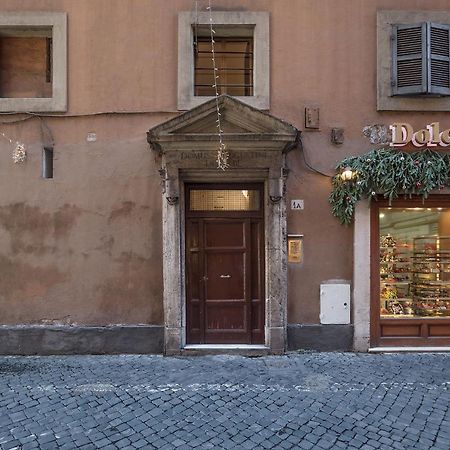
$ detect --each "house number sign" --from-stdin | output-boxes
[291,199,304,210]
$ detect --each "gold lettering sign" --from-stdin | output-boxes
[390,122,450,148]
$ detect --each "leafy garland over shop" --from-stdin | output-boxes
[329,148,450,225]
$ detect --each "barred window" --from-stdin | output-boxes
[194,36,253,96]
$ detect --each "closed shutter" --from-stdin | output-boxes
[392,23,427,95]
[392,22,450,96]
[428,23,450,95]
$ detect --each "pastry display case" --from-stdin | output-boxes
[375,204,450,347]
[411,236,450,317]
[379,235,413,317]
[379,235,450,318]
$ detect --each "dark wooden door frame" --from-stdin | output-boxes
[370,196,450,347]
[185,183,265,344]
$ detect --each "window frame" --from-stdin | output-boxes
[0,11,67,112]
[178,11,269,110]
[378,10,450,111]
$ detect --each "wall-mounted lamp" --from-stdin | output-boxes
[340,167,355,181]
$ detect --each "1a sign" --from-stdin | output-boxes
[291,200,304,210]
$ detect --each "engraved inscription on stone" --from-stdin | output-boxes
[179,150,271,168]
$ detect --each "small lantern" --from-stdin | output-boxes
[340,167,355,181]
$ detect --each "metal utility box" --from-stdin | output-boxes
[319,281,351,324]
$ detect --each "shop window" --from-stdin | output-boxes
[379,207,450,319]
[377,10,450,111]
[178,11,269,110]
[0,12,67,112]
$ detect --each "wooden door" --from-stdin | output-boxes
[186,184,264,344]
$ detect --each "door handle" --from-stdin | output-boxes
[220,274,231,278]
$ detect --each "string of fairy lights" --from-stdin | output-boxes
[0,131,26,164]
[206,0,229,170]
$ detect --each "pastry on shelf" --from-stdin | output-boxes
[380,234,396,247]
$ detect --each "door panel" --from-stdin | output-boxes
[204,221,248,343]
[206,303,247,331]
[205,252,245,299]
[186,187,264,344]
[205,222,244,247]
[186,220,203,343]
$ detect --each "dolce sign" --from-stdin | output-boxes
[390,122,450,148]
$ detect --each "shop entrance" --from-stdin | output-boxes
[185,184,265,344]
[371,197,450,347]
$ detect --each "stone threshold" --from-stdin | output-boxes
[369,346,450,353]
[181,344,271,356]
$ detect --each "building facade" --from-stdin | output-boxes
[0,0,450,355]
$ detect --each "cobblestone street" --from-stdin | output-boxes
[0,352,449,450]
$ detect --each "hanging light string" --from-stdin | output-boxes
[207,0,229,170]
[1,131,26,164]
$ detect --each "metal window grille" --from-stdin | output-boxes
[194,37,253,96]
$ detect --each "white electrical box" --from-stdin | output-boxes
[319,281,350,324]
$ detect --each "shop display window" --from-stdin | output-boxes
[379,207,450,318]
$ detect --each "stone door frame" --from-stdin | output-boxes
[161,168,288,355]
[147,95,299,355]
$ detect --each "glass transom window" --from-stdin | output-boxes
[189,189,260,211]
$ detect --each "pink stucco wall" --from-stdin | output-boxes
[1,0,449,325]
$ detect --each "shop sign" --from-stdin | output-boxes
[390,122,450,148]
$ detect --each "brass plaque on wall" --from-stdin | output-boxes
[288,235,303,263]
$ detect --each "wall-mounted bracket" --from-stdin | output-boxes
[159,167,179,204]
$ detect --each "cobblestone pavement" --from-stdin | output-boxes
[0,353,449,450]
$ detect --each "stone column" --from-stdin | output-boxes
[162,169,183,355]
[353,200,371,351]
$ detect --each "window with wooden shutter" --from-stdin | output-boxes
[392,22,450,96]
[0,12,67,112]
[429,23,450,95]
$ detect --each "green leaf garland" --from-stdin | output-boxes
[329,148,450,225]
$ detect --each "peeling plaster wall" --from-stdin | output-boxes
[0,129,163,325]
[0,0,450,329]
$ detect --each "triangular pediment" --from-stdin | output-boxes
[176,111,252,134]
[147,95,298,143]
